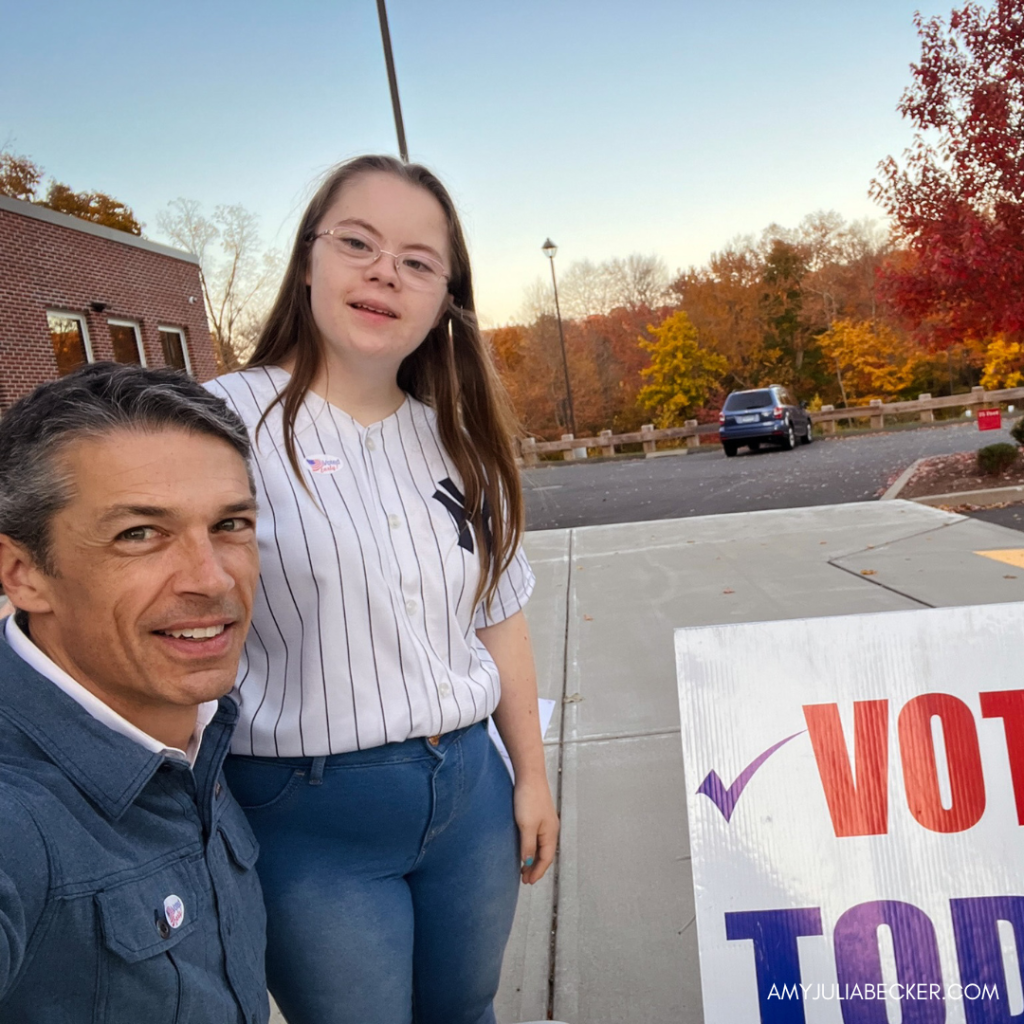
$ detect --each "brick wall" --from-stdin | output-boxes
[0,197,215,410]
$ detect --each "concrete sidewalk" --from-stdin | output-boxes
[270,499,1024,1023]
[496,499,1024,1024]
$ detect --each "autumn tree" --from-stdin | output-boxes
[511,251,673,436]
[491,323,559,436]
[872,0,1024,345]
[797,214,890,328]
[609,253,670,311]
[520,253,669,322]
[0,150,42,201]
[0,147,141,234]
[568,307,661,433]
[816,319,926,404]
[671,242,777,389]
[489,319,572,437]
[981,336,1024,389]
[158,198,281,370]
[760,238,810,374]
[637,311,728,427]
[556,260,618,320]
[43,181,142,235]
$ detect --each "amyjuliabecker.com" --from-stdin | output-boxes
[768,982,1000,1003]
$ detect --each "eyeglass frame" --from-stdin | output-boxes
[311,226,451,289]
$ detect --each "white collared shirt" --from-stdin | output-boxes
[5,615,217,767]
[207,366,535,757]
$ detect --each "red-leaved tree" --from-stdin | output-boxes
[871,0,1024,347]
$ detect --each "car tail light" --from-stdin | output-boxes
[773,406,784,419]
[718,412,725,424]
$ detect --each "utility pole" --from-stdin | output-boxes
[376,0,409,162]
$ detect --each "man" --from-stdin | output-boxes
[0,362,268,1023]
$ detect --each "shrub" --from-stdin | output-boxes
[1011,416,1024,446]
[977,443,1019,476]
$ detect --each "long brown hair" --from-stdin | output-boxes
[247,155,524,612]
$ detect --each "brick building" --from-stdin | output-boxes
[0,195,216,410]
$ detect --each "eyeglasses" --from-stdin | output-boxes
[313,227,450,291]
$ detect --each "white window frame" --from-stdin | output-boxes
[157,325,192,375]
[107,318,147,367]
[46,310,94,365]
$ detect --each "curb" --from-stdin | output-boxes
[911,485,1024,509]
[880,458,928,500]
[882,454,1024,508]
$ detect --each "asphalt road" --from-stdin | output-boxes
[524,419,1024,531]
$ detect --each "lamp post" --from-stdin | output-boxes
[542,237,576,436]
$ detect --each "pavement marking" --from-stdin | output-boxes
[975,549,1024,569]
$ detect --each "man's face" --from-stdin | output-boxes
[20,428,258,717]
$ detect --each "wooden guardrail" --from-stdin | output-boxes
[518,385,1024,464]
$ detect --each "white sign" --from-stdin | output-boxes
[676,602,1024,1024]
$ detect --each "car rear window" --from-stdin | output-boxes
[724,390,774,411]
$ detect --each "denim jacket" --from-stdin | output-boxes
[0,633,269,1024]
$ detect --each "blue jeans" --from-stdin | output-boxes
[223,722,520,1024]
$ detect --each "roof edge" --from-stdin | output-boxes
[0,195,200,265]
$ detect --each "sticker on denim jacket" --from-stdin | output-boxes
[163,894,185,930]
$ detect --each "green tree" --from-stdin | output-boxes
[637,311,728,426]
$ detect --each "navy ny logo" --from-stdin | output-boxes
[432,478,491,554]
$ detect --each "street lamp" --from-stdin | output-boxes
[542,237,576,436]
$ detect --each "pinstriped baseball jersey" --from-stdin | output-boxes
[206,366,535,757]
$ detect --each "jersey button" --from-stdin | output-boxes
[405,599,417,615]
[439,682,452,697]
[388,514,401,530]
[365,437,376,451]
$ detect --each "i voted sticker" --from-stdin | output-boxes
[305,454,342,475]
[163,894,185,930]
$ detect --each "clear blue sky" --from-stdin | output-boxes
[2,0,927,326]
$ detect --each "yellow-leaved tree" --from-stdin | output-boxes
[637,311,728,426]
[981,336,1024,389]
[816,319,923,404]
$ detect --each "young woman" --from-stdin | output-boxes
[207,155,558,1024]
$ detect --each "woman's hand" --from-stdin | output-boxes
[514,772,559,885]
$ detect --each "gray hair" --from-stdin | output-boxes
[0,361,253,574]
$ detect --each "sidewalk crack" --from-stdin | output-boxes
[546,528,573,1021]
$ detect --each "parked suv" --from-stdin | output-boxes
[718,385,813,457]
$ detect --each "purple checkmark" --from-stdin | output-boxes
[697,730,806,822]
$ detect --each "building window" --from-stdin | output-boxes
[108,320,146,366]
[47,312,93,376]
[158,326,192,374]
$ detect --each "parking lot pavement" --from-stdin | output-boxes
[964,502,1024,533]
[524,419,1023,531]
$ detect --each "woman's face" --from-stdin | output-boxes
[306,172,452,377]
